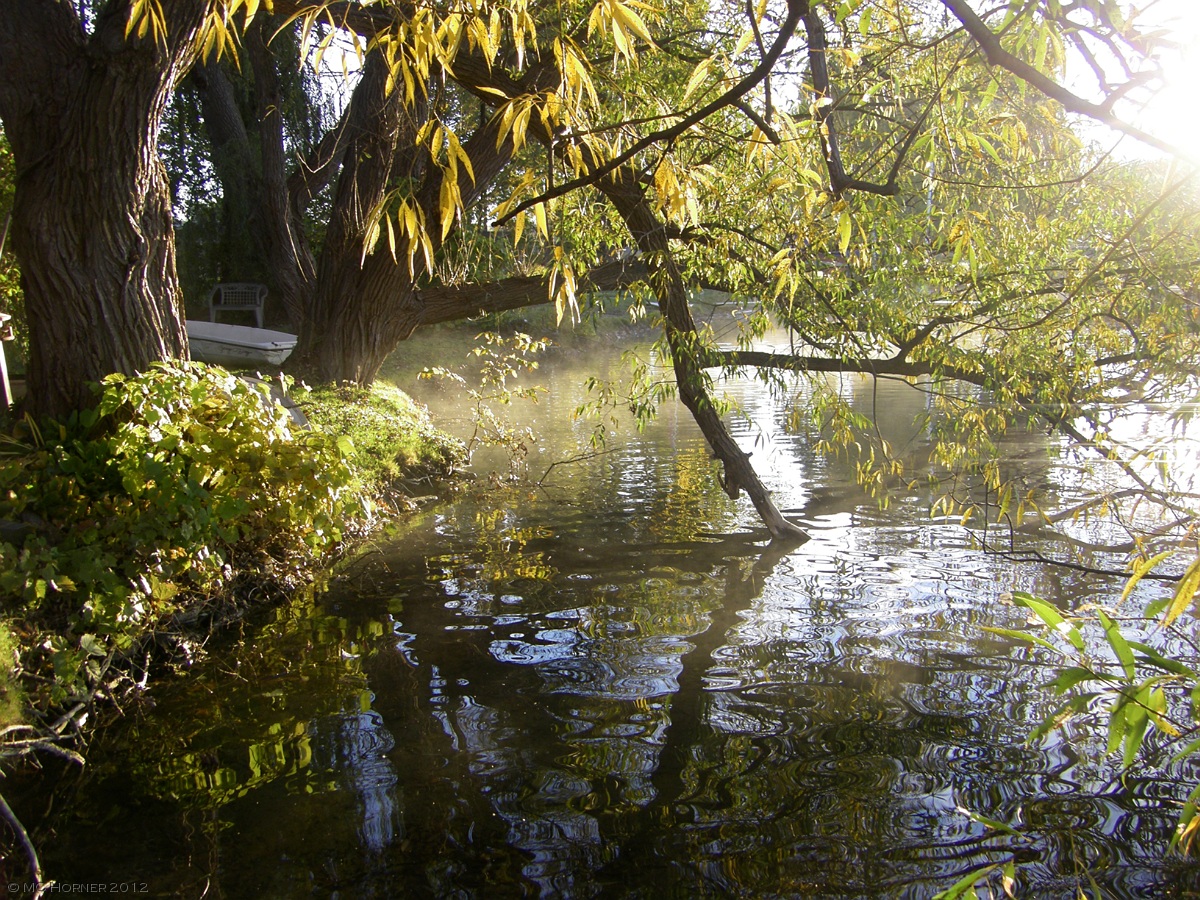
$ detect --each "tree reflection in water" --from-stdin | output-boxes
[18,366,1200,898]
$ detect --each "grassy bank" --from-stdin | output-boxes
[0,364,463,781]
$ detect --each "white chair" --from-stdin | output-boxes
[208,282,267,329]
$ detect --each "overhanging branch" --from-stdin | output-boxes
[939,0,1192,160]
[493,0,809,227]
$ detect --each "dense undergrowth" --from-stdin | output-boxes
[0,362,463,760]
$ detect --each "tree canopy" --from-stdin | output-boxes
[1,0,1197,543]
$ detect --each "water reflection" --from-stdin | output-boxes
[19,340,1200,897]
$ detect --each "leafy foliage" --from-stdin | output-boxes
[0,362,367,708]
[986,551,1200,854]
[0,129,22,367]
[420,331,551,477]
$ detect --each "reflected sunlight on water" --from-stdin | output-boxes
[21,331,1200,899]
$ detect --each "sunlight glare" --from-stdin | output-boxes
[1132,0,1200,159]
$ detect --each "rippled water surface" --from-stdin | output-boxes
[19,328,1200,898]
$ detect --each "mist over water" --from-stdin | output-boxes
[21,329,1200,898]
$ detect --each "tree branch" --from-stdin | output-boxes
[493,0,809,227]
[939,0,1191,160]
[415,258,648,328]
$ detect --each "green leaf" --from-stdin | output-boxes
[1049,666,1101,694]
[836,210,853,254]
[1146,595,1170,619]
[1029,694,1096,743]
[1097,610,1136,679]
[933,863,1002,900]
[79,633,106,657]
[681,57,711,103]
[1001,860,1016,898]
[858,5,872,37]
[975,135,1003,165]
[1122,686,1150,769]
[1011,592,1084,652]
[1176,739,1200,763]
[981,626,1065,656]
[1128,640,1196,677]
[956,806,1020,837]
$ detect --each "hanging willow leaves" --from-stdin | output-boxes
[1162,556,1200,628]
[1010,591,1085,652]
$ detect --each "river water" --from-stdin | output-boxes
[17,324,1200,898]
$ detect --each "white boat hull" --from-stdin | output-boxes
[186,320,298,368]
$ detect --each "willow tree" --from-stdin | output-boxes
[1,0,1194,543]
[0,1,199,417]
[276,0,1193,540]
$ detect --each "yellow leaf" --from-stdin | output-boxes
[496,101,516,149]
[1163,556,1200,628]
[512,103,532,151]
[734,26,755,56]
[448,131,474,184]
[682,57,711,103]
[419,228,434,275]
[611,20,631,60]
[533,202,548,240]
[1120,550,1173,607]
[362,220,380,264]
[401,60,415,105]
[588,3,606,40]
[439,178,458,241]
[514,209,526,246]
[611,1,655,46]
[126,0,144,38]
[489,8,503,52]
[385,214,397,259]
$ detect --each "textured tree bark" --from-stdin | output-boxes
[290,48,528,384]
[246,19,319,328]
[292,51,418,382]
[0,0,207,419]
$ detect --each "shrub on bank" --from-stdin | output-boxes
[0,363,458,716]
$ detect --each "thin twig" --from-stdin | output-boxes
[0,786,44,892]
[538,448,617,484]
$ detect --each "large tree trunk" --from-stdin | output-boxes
[246,19,319,327]
[296,49,523,384]
[289,51,417,380]
[192,59,262,284]
[0,0,206,419]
